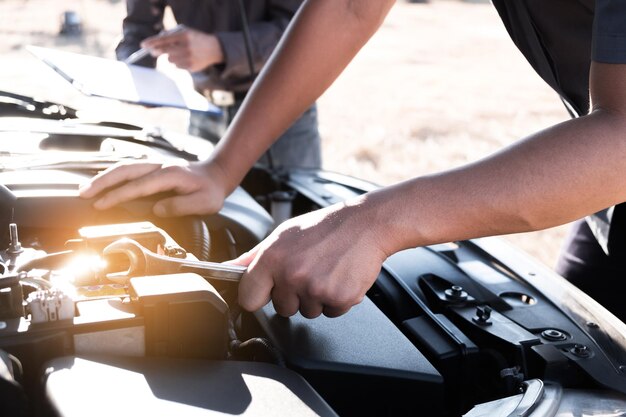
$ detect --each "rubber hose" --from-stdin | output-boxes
[187,217,211,261]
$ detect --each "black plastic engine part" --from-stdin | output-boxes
[130,273,229,360]
[0,274,24,319]
[0,349,27,417]
[250,297,444,417]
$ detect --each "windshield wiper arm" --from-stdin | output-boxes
[0,90,77,120]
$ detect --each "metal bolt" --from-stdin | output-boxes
[9,223,17,243]
[473,305,493,326]
[163,245,187,259]
[619,365,626,374]
[445,285,468,302]
[7,223,22,255]
[586,322,599,329]
[542,329,567,341]
[570,344,591,358]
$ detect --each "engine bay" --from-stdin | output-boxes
[3,104,626,416]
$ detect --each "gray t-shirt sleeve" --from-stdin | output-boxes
[592,0,626,63]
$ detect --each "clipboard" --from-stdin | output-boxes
[27,45,221,115]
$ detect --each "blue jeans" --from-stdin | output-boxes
[189,103,322,170]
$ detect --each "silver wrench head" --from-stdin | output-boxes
[102,238,148,283]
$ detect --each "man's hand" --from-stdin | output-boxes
[142,27,224,72]
[78,160,229,217]
[233,198,389,318]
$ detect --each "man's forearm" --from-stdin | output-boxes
[207,0,394,194]
[366,109,626,256]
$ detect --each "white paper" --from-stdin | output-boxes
[27,45,220,114]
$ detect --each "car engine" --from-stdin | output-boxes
[3,93,626,416]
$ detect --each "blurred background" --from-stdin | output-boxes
[0,0,571,267]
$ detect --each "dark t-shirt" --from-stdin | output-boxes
[492,0,594,116]
[593,0,626,64]
[492,0,626,256]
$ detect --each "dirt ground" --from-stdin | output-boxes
[0,0,572,267]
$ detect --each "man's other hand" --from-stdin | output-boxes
[78,160,228,217]
[142,27,224,72]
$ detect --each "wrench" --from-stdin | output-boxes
[102,237,246,283]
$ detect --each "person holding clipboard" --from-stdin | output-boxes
[116,0,321,170]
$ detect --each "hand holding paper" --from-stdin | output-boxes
[123,25,186,65]
[139,26,225,72]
